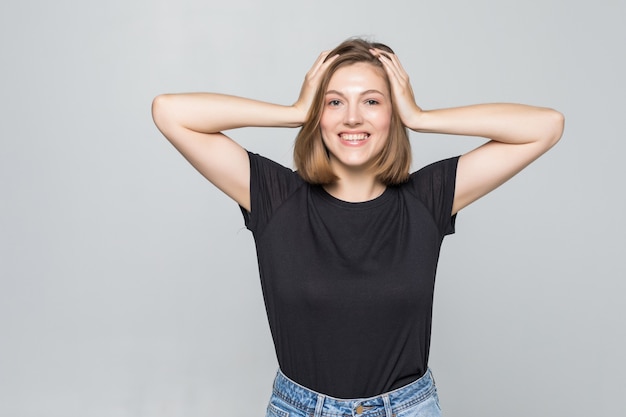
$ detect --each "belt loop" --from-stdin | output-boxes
[382,394,393,417]
[314,393,325,417]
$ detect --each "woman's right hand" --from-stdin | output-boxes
[293,51,339,123]
[152,52,339,211]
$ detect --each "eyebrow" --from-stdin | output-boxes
[325,89,386,97]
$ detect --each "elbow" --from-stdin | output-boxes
[543,108,565,149]
[552,110,565,146]
[151,94,169,127]
[151,94,176,135]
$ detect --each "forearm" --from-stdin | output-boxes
[152,93,306,135]
[409,103,564,146]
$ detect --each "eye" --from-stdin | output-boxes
[365,99,379,105]
[328,99,341,106]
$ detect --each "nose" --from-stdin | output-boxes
[344,104,363,126]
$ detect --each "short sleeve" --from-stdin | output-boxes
[240,152,304,235]
[409,156,459,236]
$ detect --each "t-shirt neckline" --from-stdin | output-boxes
[313,185,395,210]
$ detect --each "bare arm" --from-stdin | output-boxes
[151,94,304,211]
[413,104,564,214]
[151,52,338,211]
[374,50,565,214]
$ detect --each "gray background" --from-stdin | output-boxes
[1,0,624,416]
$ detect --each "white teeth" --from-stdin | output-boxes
[340,133,369,141]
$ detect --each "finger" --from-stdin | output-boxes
[374,50,407,80]
[370,48,398,72]
[308,51,338,79]
[316,50,332,65]
[374,50,409,87]
[370,48,406,74]
[307,51,329,74]
[375,52,404,84]
[369,47,394,60]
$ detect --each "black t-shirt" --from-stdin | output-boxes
[241,152,459,398]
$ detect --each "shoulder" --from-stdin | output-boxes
[248,151,304,186]
[245,151,307,232]
[248,151,293,173]
[403,156,460,236]
[405,156,460,195]
[410,156,460,181]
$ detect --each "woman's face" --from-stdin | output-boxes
[319,62,392,176]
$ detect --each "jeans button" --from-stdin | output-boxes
[355,405,364,414]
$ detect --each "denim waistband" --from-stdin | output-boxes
[271,369,437,417]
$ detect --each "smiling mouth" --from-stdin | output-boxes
[339,133,370,142]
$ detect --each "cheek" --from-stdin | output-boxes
[319,111,340,139]
[375,111,392,135]
[381,115,392,130]
[318,122,332,148]
[319,121,330,142]
[319,111,331,132]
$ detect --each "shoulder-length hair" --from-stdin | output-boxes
[294,38,411,185]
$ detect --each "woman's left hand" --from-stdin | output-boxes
[371,48,423,130]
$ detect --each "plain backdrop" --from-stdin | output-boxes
[1,0,625,416]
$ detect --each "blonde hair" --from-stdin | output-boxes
[294,38,411,185]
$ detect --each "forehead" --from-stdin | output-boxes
[327,62,389,93]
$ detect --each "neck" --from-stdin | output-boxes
[323,174,386,203]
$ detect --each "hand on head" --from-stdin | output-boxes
[370,48,423,129]
[293,51,339,121]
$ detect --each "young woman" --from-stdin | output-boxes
[152,38,564,417]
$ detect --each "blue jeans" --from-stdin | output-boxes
[266,369,442,417]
